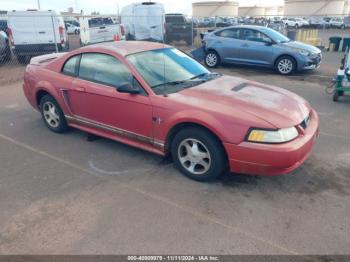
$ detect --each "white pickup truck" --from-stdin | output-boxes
[79,16,124,46]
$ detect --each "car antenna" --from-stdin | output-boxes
[161,39,168,97]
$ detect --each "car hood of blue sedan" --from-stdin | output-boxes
[281,41,321,54]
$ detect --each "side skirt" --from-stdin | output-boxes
[65,115,165,156]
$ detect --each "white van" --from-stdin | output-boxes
[79,16,124,46]
[7,10,68,62]
[121,2,165,42]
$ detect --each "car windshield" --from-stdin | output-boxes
[127,48,219,95]
[261,28,290,43]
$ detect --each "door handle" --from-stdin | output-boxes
[241,44,249,47]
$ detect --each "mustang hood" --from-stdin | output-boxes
[177,75,311,128]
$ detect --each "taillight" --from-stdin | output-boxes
[7,27,14,46]
[120,24,125,36]
[59,26,65,44]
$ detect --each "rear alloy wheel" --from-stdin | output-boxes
[276,56,296,75]
[40,95,68,133]
[171,127,226,182]
[204,51,220,68]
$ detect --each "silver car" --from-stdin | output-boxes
[203,25,322,75]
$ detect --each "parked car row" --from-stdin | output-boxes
[193,15,350,30]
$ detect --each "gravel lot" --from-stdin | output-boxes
[0,44,350,255]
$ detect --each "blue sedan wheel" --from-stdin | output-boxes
[276,56,296,75]
[205,51,220,68]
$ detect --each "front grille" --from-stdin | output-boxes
[300,114,311,129]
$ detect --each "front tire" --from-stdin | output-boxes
[276,56,296,75]
[40,95,68,133]
[171,127,227,182]
[204,50,220,68]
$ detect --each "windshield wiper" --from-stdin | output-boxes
[190,73,210,80]
[152,80,188,89]
[190,72,221,80]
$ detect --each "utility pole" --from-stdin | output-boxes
[37,0,41,9]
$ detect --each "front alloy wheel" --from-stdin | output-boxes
[178,138,211,175]
[276,57,295,75]
[171,127,227,182]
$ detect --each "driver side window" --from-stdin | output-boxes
[78,53,133,88]
[240,29,271,43]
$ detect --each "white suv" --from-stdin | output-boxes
[283,18,309,28]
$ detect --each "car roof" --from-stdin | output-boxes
[78,41,171,57]
[217,25,270,30]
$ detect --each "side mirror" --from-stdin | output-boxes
[265,40,274,46]
[117,82,141,94]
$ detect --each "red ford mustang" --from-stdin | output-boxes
[23,41,319,181]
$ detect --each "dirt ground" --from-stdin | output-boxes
[0,41,350,255]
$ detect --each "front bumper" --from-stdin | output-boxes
[224,109,319,176]
[298,53,322,71]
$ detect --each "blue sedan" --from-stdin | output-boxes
[202,25,322,75]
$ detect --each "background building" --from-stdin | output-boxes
[192,1,239,17]
[238,6,265,17]
[284,0,346,16]
[343,0,350,15]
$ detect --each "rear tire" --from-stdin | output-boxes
[171,127,227,182]
[204,50,220,68]
[39,95,69,133]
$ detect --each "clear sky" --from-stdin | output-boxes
[0,0,284,15]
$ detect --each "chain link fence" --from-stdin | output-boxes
[1,11,350,70]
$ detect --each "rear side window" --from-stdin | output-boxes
[78,53,133,87]
[62,55,80,76]
[216,29,240,39]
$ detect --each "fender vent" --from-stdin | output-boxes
[232,83,247,92]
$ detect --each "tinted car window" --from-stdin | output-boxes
[62,55,80,76]
[166,15,185,23]
[216,29,240,39]
[88,17,113,27]
[79,53,133,87]
[240,29,271,43]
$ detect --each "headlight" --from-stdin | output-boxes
[247,127,299,143]
[299,50,310,56]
